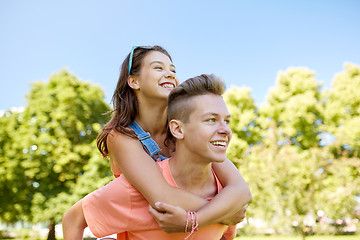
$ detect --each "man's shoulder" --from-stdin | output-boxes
[156,158,169,169]
[157,159,177,187]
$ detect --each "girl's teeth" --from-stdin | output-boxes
[162,83,174,89]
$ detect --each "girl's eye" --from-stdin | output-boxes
[171,69,176,73]
[155,66,163,70]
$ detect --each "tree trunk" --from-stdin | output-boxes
[47,218,56,240]
[301,229,306,240]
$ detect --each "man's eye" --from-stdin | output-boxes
[207,118,216,122]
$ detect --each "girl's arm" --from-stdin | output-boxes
[62,200,87,240]
[149,159,252,233]
[108,131,251,230]
[197,158,252,226]
[108,131,208,209]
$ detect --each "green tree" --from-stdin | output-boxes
[223,86,261,166]
[231,65,359,238]
[0,69,112,240]
[239,137,358,239]
[322,63,360,158]
[0,109,33,223]
[320,63,360,231]
[318,153,360,220]
[260,67,323,149]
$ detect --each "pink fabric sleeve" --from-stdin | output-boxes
[82,176,131,238]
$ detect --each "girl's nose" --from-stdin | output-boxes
[165,70,179,86]
[165,69,176,79]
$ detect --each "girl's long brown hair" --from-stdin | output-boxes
[97,46,173,157]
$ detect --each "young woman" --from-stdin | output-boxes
[63,46,252,239]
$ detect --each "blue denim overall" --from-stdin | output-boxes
[128,121,167,162]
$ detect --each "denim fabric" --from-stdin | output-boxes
[128,121,167,161]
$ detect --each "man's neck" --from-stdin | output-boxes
[169,149,217,199]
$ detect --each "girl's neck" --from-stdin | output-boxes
[135,97,172,157]
[134,97,168,136]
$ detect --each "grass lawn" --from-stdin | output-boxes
[235,236,359,240]
[4,235,360,240]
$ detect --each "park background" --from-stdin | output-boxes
[0,0,359,239]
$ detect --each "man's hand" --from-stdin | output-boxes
[221,204,248,226]
[148,202,187,233]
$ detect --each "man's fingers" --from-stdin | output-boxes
[153,202,177,214]
[149,205,162,218]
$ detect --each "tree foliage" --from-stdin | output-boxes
[223,86,261,165]
[0,69,112,239]
[260,67,323,149]
[225,64,360,237]
[322,63,360,158]
[0,110,32,222]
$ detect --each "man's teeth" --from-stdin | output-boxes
[161,83,174,89]
[212,141,227,147]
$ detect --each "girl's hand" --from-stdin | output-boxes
[148,202,187,233]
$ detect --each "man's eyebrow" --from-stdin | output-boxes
[201,112,231,118]
[150,61,176,68]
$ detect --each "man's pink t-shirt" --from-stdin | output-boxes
[82,159,230,240]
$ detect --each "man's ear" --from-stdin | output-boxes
[169,119,184,140]
[127,76,140,90]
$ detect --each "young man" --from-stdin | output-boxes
[63,74,251,240]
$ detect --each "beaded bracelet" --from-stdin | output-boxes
[184,211,198,240]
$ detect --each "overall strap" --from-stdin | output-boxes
[128,121,167,161]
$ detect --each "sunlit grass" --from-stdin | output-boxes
[4,235,360,240]
[235,235,360,240]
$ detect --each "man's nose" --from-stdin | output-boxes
[218,121,231,135]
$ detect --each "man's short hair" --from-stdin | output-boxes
[167,74,226,124]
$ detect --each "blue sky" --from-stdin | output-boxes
[1,0,359,111]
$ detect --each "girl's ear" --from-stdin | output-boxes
[127,76,140,90]
[169,119,184,140]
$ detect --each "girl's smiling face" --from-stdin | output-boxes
[129,51,179,100]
